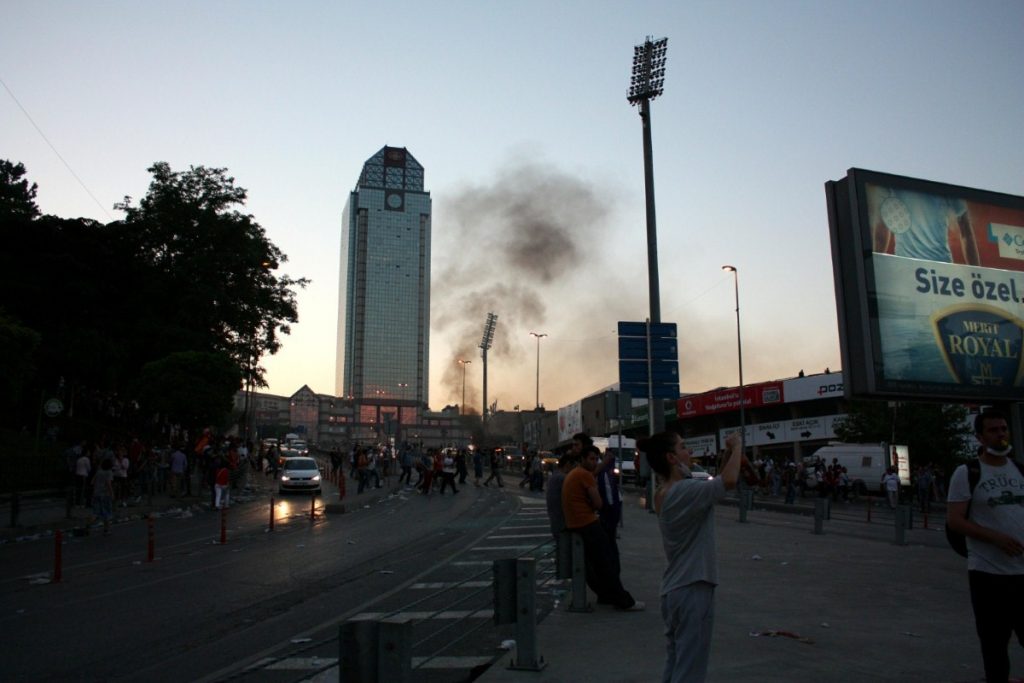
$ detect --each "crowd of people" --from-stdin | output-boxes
[64,430,263,533]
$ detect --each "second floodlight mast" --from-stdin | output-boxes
[480,313,498,427]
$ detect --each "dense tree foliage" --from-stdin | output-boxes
[833,399,973,469]
[0,160,307,439]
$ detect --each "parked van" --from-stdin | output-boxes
[592,435,638,480]
[811,442,910,495]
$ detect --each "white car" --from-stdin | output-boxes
[278,457,322,494]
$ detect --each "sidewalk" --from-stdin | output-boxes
[477,493,1018,683]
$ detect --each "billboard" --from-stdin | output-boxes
[677,381,784,418]
[826,169,1024,401]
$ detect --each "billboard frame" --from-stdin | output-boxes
[826,168,1024,402]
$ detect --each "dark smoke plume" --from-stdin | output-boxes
[433,161,612,407]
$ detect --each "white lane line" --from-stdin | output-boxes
[413,655,496,668]
[267,657,338,671]
[488,533,551,539]
[411,581,491,589]
[350,609,493,621]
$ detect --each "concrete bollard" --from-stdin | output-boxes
[53,529,63,583]
[508,557,545,671]
[147,515,155,562]
[556,531,572,580]
[813,499,826,535]
[894,506,908,545]
[568,532,591,612]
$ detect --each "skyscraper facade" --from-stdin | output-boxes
[336,146,431,415]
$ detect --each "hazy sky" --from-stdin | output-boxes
[3,1,1022,413]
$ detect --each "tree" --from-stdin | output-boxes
[0,159,308,437]
[0,160,39,220]
[114,162,308,386]
[136,351,243,428]
[0,311,41,416]
[833,400,972,470]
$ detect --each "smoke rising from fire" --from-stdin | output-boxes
[433,161,613,409]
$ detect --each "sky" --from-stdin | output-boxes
[3,1,1022,414]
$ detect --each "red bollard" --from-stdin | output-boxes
[310,492,316,521]
[269,496,275,531]
[54,529,63,583]
[220,507,227,545]
[866,497,872,523]
[147,515,155,562]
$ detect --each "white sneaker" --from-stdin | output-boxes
[623,600,645,612]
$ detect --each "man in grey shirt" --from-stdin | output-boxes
[643,430,743,683]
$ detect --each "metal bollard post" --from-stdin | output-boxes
[894,506,907,545]
[377,617,412,681]
[813,499,826,535]
[509,557,546,671]
[739,490,752,523]
[147,515,155,562]
[9,491,20,528]
[568,532,591,612]
[556,531,572,580]
[339,619,378,683]
[53,529,63,583]
[269,497,275,531]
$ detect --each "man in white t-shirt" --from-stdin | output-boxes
[947,409,1024,683]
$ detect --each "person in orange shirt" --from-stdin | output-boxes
[561,444,643,611]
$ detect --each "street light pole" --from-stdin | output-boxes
[458,359,471,415]
[722,265,745,457]
[529,332,547,409]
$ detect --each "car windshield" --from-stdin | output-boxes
[285,458,317,470]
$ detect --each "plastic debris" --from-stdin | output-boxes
[499,639,516,651]
[820,623,829,628]
[291,638,312,644]
[29,577,50,585]
[749,630,814,644]
[901,631,922,638]
[751,554,763,561]
[379,570,394,575]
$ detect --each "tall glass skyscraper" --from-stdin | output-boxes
[336,146,431,413]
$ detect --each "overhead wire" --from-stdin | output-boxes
[0,75,115,221]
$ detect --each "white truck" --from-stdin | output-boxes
[592,435,638,480]
[811,442,910,495]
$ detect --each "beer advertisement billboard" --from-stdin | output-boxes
[827,169,1024,401]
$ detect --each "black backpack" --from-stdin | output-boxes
[945,457,1024,557]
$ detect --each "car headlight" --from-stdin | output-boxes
[281,475,291,481]
[312,474,321,481]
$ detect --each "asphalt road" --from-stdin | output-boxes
[0,482,531,682]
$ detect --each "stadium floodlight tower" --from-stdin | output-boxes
[628,35,668,433]
[479,313,498,425]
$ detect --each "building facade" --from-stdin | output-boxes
[336,146,431,407]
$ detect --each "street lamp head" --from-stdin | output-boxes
[529,332,547,340]
[722,265,736,273]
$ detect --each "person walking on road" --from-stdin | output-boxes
[947,409,1024,683]
[483,449,504,487]
[439,451,459,495]
[642,429,744,683]
[90,457,116,536]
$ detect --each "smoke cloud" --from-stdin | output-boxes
[433,161,614,409]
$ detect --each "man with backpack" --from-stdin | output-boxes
[947,409,1024,683]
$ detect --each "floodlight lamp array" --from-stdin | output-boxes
[627,37,668,104]
[479,312,498,351]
